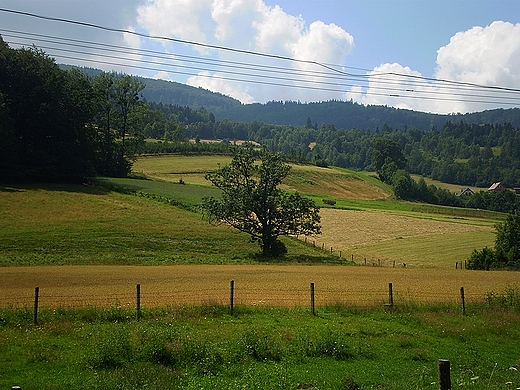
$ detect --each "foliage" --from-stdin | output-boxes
[92,72,148,177]
[467,213,520,270]
[467,246,496,271]
[485,285,520,310]
[495,213,520,266]
[0,38,97,182]
[0,40,149,182]
[372,138,407,183]
[202,146,321,256]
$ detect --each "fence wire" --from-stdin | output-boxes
[0,283,482,310]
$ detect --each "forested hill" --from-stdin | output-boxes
[141,78,240,114]
[217,100,520,131]
[59,65,240,114]
[63,66,520,131]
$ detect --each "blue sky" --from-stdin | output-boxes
[1,0,519,114]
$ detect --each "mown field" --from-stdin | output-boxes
[1,154,519,389]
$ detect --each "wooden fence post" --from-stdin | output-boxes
[460,287,466,316]
[229,280,235,316]
[387,282,394,308]
[310,282,315,315]
[438,359,451,390]
[33,287,39,325]
[136,284,141,321]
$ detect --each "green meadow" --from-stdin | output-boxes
[1,154,519,389]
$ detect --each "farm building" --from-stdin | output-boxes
[488,182,505,191]
[456,188,474,197]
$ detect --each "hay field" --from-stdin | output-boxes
[133,155,392,200]
[1,265,519,309]
[133,155,232,185]
[315,208,496,268]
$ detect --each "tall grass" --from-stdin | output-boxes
[1,303,520,389]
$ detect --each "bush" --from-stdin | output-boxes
[466,247,496,270]
[485,286,520,311]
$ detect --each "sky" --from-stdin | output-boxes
[1,0,520,114]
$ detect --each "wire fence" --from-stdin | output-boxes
[0,281,477,319]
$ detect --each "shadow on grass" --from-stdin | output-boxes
[0,182,111,195]
[251,253,354,265]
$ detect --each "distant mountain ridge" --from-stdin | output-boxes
[216,100,520,131]
[63,65,520,131]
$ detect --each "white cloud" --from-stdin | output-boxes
[348,21,520,114]
[187,71,254,102]
[137,0,214,45]
[136,0,355,103]
[123,26,141,50]
[292,21,354,63]
[252,4,304,54]
[434,21,520,112]
[346,63,439,112]
[436,21,520,86]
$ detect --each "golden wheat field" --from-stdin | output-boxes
[1,265,519,309]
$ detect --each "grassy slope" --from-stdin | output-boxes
[0,184,332,266]
[1,155,519,390]
[131,155,499,268]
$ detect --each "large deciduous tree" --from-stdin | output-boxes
[92,72,147,177]
[202,147,321,257]
[0,37,96,182]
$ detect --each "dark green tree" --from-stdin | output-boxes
[0,38,96,182]
[467,213,520,270]
[372,138,407,183]
[111,74,147,176]
[92,72,147,177]
[202,146,321,257]
[392,169,416,200]
[495,213,520,266]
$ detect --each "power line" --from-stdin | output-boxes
[5,29,519,107]
[1,8,519,108]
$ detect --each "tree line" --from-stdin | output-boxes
[0,38,152,182]
[2,39,519,214]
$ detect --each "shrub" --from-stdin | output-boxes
[466,247,496,270]
[485,285,520,311]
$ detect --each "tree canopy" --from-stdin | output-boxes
[467,213,520,270]
[0,38,147,182]
[202,147,321,257]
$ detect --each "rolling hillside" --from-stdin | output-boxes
[64,65,520,131]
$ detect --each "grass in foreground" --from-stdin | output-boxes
[1,302,520,390]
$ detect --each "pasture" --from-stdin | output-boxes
[1,155,520,389]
